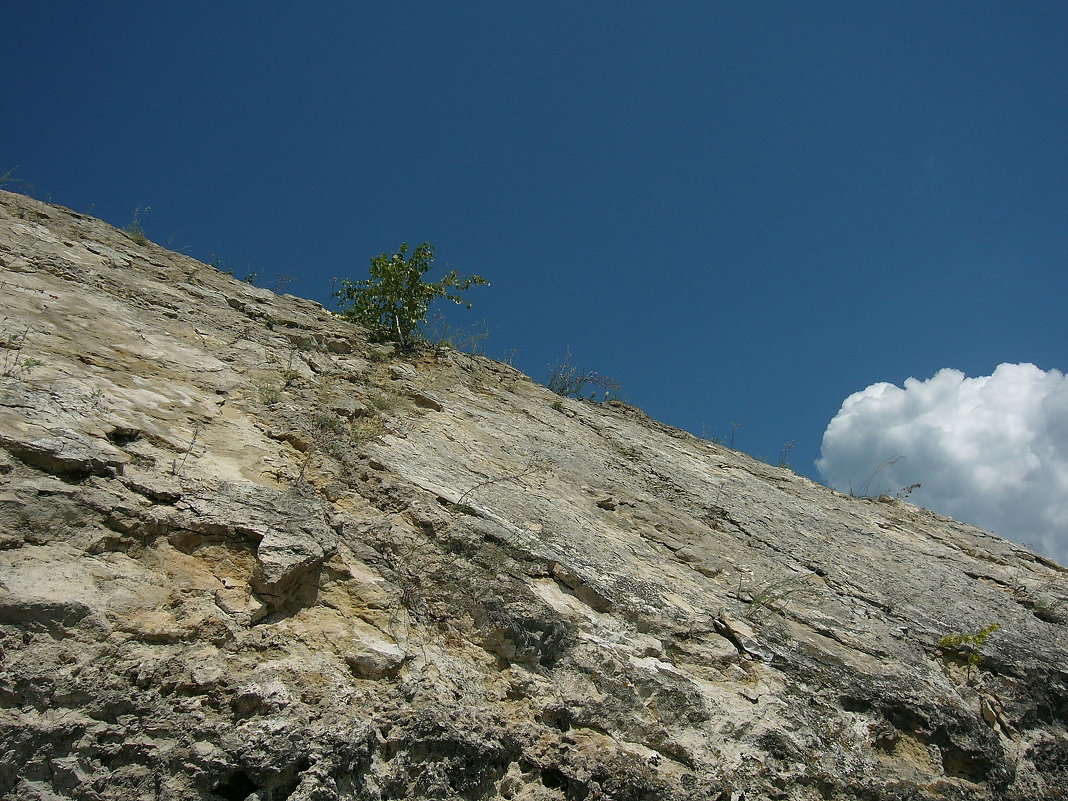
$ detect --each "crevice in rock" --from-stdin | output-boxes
[211,770,258,801]
[106,427,141,446]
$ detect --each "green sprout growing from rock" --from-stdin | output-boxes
[938,623,1000,676]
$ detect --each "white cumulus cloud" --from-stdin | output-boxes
[816,363,1068,566]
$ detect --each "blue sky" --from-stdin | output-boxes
[5,3,1068,556]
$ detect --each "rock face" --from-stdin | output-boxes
[0,188,1066,801]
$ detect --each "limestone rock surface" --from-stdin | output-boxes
[1,188,1066,800]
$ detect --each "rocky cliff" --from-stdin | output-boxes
[0,188,1066,800]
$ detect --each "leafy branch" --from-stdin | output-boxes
[333,242,488,349]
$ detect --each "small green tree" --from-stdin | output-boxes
[333,242,487,348]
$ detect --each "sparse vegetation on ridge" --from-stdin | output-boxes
[419,310,491,356]
[0,167,21,189]
[849,455,905,497]
[124,206,150,245]
[546,347,620,402]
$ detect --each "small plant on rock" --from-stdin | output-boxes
[419,310,491,355]
[124,206,150,245]
[256,382,282,405]
[312,412,345,435]
[455,453,552,507]
[546,348,620,402]
[333,242,488,349]
[938,623,1000,676]
[0,323,44,379]
[740,574,814,619]
[850,455,906,498]
[367,392,402,414]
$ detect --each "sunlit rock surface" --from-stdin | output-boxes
[0,189,1066,800]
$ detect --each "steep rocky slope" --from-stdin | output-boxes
[0,188,1066,800]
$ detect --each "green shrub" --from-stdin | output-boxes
[939,623,1000,673]
[333,242,487,349]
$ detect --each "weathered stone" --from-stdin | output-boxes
[119,469,182,504]
[408,391,444,411]
[0,428,126,477]
[0,188,1066,800]
[326,396,369,419]
[345,639,407,679]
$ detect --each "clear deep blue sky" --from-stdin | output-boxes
[5,2,1067,479]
